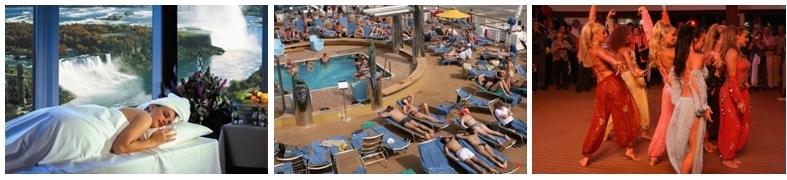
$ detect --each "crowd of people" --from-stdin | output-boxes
[535,5,785,174]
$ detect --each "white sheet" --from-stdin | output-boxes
[14,137,221,174]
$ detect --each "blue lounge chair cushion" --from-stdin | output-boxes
[456,88,490,107]
[351,125,410,154]
[418,139,459,174]
[274,162,294,174]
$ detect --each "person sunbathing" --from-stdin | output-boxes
[354,25,364,38]
[440,135,501,174]
[403,103,443,123]
[458,108,511,144]
[379,105,434,139]
[456,129,508,169]
[477,72,512,96]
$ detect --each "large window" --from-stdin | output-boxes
[56,5,154,108]
[175,5,264,98]
[5,5,35,120]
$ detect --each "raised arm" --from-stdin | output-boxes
[661,5,670,24]
[113,108,160,154]
[605,9,617,37]
[588,5,597,26]
[639,6,654,41]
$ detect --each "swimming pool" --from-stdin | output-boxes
[274,54,392,91]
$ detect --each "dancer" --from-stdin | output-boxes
[645,5,678,166]
[665,22,712,174]
[702,23,727,153]
[578,5,641,167]
[718,25,751,169]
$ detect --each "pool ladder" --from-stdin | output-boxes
[384,58,391,81]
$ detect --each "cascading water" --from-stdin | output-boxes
[177,5,263,82]
[59,54,149,107]
[181,5,259,51]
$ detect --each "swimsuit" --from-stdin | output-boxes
[399,116,413,126]
[457,148,475,161]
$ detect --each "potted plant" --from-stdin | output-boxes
[161,66,232,139]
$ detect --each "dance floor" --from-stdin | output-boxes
[532,85,785,174]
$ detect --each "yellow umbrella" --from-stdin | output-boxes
[436,8,469,19]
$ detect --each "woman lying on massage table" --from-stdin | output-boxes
[5,93,191,173]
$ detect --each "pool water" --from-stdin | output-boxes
[274,54,392,91]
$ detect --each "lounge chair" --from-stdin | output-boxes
[418,139,459,174]
[456,19,473,29]
[378,111,425,141]
[306,140,335,173]
[455,88,491,109]
[274,39,284,56]
[339,17,349,27]
[471,77,522,106]
[362,26,372,39]
[486,98,527,148]
[457,138,520,174]
[273,162,294,174]
[349,80,368,103]
[452,117,516,151]
[466,68,496,81]
[440,56,461,66]
[275,155,308,174]
[395,99,450,130]
[321,30,338,38]
[346,23,357,38]
[309,35,324,52]
[314,18,323,28]
[334,149,366,174]
[294,20,305,34]
[352,125,411,154]
[356,133,388,168]
[277,31,291,44]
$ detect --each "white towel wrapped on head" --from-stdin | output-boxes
[137,93,191,124]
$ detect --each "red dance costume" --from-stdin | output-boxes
[582,74,641,156]
[718,57,751,160]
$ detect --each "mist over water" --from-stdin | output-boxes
[177,5,263,82]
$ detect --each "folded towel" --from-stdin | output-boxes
[137,93,191,123]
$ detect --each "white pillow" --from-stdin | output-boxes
[141,122,213,148]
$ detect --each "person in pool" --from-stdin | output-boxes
[379,105,434,139]
[320,53,330,65]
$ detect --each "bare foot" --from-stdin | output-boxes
[733,158,741,164]
[490,169,500,174]
[641,130,653,140]
[723,160,739,168]
[501,161,508,169]
[650,157,660,166]
[703,142,716,153]
[579,157,590,167]
[625,148,640,162]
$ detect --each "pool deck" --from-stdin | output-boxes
[274,34,528,174]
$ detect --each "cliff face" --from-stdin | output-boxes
[177,32,225,60]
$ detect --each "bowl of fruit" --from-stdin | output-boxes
[233,89,268,125]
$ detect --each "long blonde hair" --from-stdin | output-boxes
[704,24,726,52]
[648,20,675,68]
[579,22,605,68]
[719,25,747,61]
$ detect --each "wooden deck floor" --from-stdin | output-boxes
[274,41,527,174]
[532,85,785,174]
